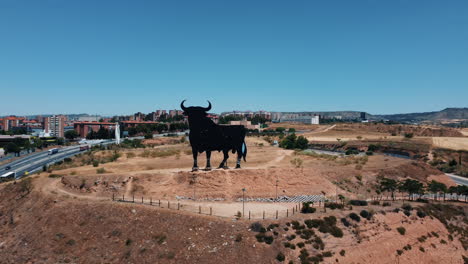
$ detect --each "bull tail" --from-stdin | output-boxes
[242,141,247,162]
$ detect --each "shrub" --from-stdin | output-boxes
[370,200,380,205]
[305,219,321,229]
[250,222,264,232]
[393,208,400,213]
[339,250,346,256]
[297,242,305,248]
[440,239,447,244]
[417,211,427,218]
[397,249,403,256]
[92,160,99,167]
[341,218,351,227]
[96,168,106,174]
[255,233,265,242]
[349,213,361,222]
[325,202,344,210]
[324,216,337,226]
[403,210,411,217]
[396,227,406,235]
[349,200,368,206]
[276,252,285,262]
[301,202,316,214]
[48,174,62,178]
[323,251,333,257]
[264,236,274,244]
[300,229,314,240]
[360,210,370,219]
[330,226,344,238]
[126,239,132,246]
[419,247,425,252]
[283,242,291,248]
[366,151,374,155]
[382,202,391,207]
[235,234,242,242]
[403,244,412,251]
[402,203,412,211]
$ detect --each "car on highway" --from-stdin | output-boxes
[5,165,11,170]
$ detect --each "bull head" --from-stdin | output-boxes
[180,100,212,112]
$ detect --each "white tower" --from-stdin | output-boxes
[115,122,121,144]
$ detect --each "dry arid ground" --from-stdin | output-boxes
[0,136,466,263]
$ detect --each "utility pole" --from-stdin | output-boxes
[275,175,279,202]
[242,188,246,218]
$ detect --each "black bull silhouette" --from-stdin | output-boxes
[181,100,247,171]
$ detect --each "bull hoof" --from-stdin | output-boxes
[204,167,212,171]
[191,167,199,172]
[235,165,241,169]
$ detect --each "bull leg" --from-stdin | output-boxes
[192,148,199,172]
[235,146,242,169]
[218,150,229,169]
[204,151,212,171]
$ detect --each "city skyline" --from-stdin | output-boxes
[1,1,467,116]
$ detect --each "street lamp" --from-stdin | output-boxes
[242,188,246,218]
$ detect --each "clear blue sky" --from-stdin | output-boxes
[1,0,467,116]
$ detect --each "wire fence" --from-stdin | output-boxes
[111,193,329,220]
[370,193,468,203]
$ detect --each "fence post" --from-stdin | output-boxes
[210,207,212,216]
[292,207,295,214]
[263,211,265,220]
[159,200,161,207]
[248,211,250,220]
[132,195,134,203]
[199,206,201,214]
[178,203,180,210]
[122,194,124,201]
[142,197,143,203]
[276,210,278,219]
[150,197,152,205]
[112,193,114,201]
[168,201,170,209]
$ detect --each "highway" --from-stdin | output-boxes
[446,173,468,186]
[0,139,117,179]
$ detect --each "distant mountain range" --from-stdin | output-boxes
[373,108,468,123]
[274,108,468,123]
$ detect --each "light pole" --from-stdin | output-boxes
[275,176,279,202]
[242,188,246,218]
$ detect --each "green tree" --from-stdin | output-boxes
[379,178,398,200]
[288,128,296,133]
[64,130,79,140]
[275,127,286,133]
[279,134,297,149]
[295,136,309,150]
[428,180,448,201]
[5,142,20,156]
[398,179,424,200]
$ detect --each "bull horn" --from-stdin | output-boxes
[204,101,212,112]
[180,100,187,111]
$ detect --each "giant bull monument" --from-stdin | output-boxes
[181,100,247,171]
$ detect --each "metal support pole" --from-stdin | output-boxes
[249,211,251,220]
[132,195,134,203]
[168,201,170,208]
[276,210,278,219]
[210,207,212,216]
[150,197,152,205]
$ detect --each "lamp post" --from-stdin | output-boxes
[242,188,246,218]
